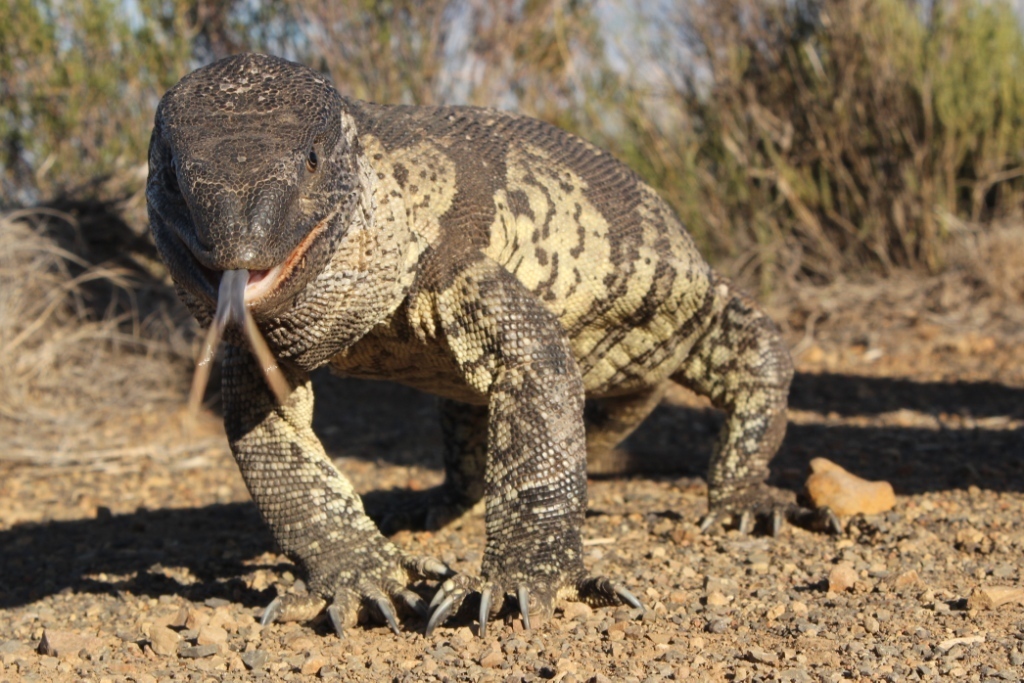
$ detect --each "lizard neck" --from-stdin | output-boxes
[260,142,425,369]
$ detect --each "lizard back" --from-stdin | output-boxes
[349,100,718,394]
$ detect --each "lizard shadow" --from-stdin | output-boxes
[0,502,281,611]
[329,370,1024,506]
[0,371,1021,612]
[610,372,1024,496]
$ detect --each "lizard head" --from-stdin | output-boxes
[147,53,358,320]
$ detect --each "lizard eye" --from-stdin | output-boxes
[167,156,181,194]
[306,149,319,173]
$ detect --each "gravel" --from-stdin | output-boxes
[1,275,1023,682]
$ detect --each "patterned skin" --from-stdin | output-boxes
[147,53,795,637]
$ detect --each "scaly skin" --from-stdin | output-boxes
[147,53,797,636]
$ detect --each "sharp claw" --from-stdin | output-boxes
[478,586,493,639]
[738,510,754,535]
[326,604,345,638]
[424,559,453,578]
[375,597,401,635]
[699,512,718,534]
[614,585,643,610]
[260,597,283,627]
[826,508,843,535]
[771,508,784,537]
[517,586,531,631]
[397,590,429,619]
[429,580,454,610]
[425,595,456,637]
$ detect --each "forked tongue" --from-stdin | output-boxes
[187,269,291,419]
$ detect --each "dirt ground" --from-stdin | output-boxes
[1,269,1023,683]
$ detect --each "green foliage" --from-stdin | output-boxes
[2,0,1023,286]
[0,0,192,205]
[601,0,1024,287]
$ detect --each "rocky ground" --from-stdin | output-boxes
[1,270,1023,683]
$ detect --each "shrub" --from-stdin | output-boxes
[0,0,193,207]
[2,0,1022,289]
[604,0,1024,288]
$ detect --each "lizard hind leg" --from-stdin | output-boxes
[584,384,670,476]
[671,277,797,535]
[373,399,488,534]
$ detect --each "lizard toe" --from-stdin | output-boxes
[427,570,638,636]
[786,504,844,535]
[260,551,450,637]
[575,575,644,610]
[698,510,720,534]
[326,604,346,638]
[402,553,455,581]
[260,593,327,627]
[425,573,479,636]
[517,585,533,630]
[703,497,845,536]
[700,503,795,536]
[478,585,495,638]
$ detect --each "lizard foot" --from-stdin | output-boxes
[424,572,642,638]
[699,485,843,537]
[261,553,453,637]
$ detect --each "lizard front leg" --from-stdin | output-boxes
[420,253,640,636]
[221,344,451,635]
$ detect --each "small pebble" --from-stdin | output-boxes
[748,646,777,663]
[706,618,730,634]
[179,643,218,659]
[893,570,921,590]
[149,627,180,658]
[479,648,502,668]
[241,649,269,670]
[828,563,858,593]
[196,624,228,646]
[300,654,326,675]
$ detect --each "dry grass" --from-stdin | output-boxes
[0,210,217,465]
[946,218,1024,308]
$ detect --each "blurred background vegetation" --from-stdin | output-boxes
[4,0,1024,288]
[2,0,1023,460]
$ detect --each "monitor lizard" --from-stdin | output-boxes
[147,53,823,639]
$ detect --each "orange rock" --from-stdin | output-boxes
[805,458,896,516]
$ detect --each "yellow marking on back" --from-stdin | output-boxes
[360,135,457,245]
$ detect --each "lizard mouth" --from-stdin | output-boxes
[243,262,285,304]
[233,214,331,306]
